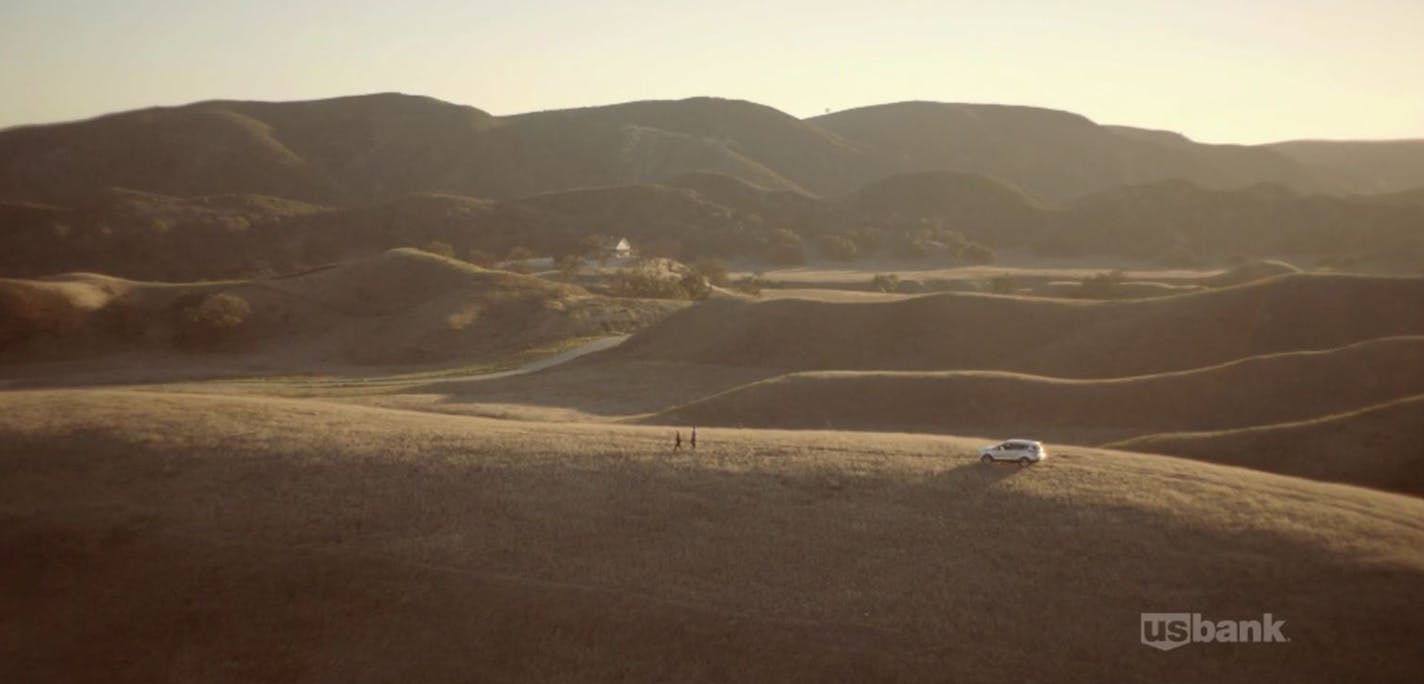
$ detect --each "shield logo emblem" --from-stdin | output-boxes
[1141,613,1191,651]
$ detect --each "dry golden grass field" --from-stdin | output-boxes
[1108,394,1424,496]
[0,248,682,372]
[645,337,1424,484]
[604,274,1424,377]
[5,254,1424,682]
[4,389,1424,683]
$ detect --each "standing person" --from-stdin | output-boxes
[691,426,697,450]
[674,431,682,450]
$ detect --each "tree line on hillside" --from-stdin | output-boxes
[0,191,1003,281]
[2,174,1422,282]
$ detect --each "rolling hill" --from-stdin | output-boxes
[6,89,1424,684]
[664,171,840,232]
[851,170,1048,244]
[497,97,879,197]
[810,101,1321,202]
[0,93,502,206]
[1108,394,1424,497]
[4,93,1424,282]
[2,388,1422,682]
[1060,179,1424,260]
[4,93,1424,212]
[601,274,1424,377]
[0,94,874,206]
[1268,139,1424,195]
[8,172,1423,283]
[0,248,682,369]
[0,188,333,280]
[0,185,749,281]
[646,337,1424,448]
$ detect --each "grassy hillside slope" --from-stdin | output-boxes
[647,337,1424,447]
[1,389,1422,682]
[6,94,1422,211]
[0,94,873,205]
[0,248,681,367]
[1062,179,1424,261]
[1269,139,1424,195]
[1109,394,1424,496]
[811,102,1317,202]
[604,274,1424,377]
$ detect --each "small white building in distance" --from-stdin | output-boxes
[608,237,633,258]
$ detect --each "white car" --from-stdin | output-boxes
[979,439,1047,466]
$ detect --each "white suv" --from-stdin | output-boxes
[979,439,1047,466]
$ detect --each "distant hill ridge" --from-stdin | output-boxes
[4,93,1423,209]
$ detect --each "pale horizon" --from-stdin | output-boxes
[3,0,1422,144]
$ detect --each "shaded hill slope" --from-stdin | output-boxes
[1109,395,1424,497]
[646,337,1424,446]
[0,94,874,205]
[5,95,1423,281]
[9,172,1424,283]
[0,185,752,280]
[1269,139,1424,195]
[6,93,1424,210]
[0,188,332,280]
[1061,179,1424,260]
[0,248,680,366]
[11,175,1424,285]
[664,171,840,232]
[851,170,1049,244]
[601,274,1424,377]
[2,388,1422,682]
[0,93,502,206]
[498,97,878,197]
[811,101,1317,202]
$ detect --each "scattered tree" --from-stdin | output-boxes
[870,274,900,293]
[580,234,615,264]
[691,257,730,286]
[848,226,882,256]
[176,292,251,349]
[556,254,584,279]
[679,271,712,300]
[609,262,691,300]
[729,275,770,296]
[817,234,860,261]
[893,236,931,259]
[960,242,995,265]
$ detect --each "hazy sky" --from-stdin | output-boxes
[2,0,1421,143]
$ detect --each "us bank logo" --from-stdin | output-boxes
[1140,613,1288,651]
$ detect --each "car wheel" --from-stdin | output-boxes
[1019,456,1031,467]
[981,453,992,464]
